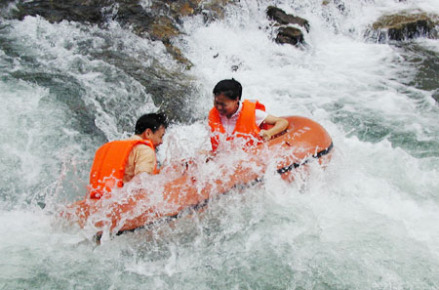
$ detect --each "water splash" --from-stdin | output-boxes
[1,0,439,288]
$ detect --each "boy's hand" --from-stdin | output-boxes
[259,130,272,141]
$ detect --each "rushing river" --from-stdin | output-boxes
[1,0,439,289]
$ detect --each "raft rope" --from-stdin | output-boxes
[277,142,334,174]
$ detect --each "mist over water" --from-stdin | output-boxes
[1,0,439,289]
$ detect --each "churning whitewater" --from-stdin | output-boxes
[1,0,439,289]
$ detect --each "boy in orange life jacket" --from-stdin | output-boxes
[88,113,168,199]
[208,79,289,152]
[123,112,168,182]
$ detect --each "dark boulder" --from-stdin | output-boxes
[8,0,109,23]
[370,10,439,41]
[267,6,310,33]
[276,26,304,46]
[266,6,309,47]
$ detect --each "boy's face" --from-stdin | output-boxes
[214,93,239,118]
[146,125,166,147]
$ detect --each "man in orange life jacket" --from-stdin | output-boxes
[88,113,168,199]
[208,79,289,152]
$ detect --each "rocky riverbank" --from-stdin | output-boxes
[1,0,438,120]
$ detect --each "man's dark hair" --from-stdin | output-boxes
[135,112,168,135]
[213,78,242,101]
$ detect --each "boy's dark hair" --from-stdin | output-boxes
[213,78,242,101]
[135,112,168,135]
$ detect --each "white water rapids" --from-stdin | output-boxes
[1,0,439,289]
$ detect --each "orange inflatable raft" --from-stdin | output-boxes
[62,116,333,234]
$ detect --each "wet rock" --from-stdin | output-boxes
[403,43,439,92]
[200,0,230,23]
[1,0,235,123]
[370,10,439,41]
[267,6,310,33]
[392,42,439,104]
[433,89,439,104]
[10,71,105,137]
[87,45,200,123]
[3,0,234,67]
[266,6,308,47]
[9,0,108,23]
[275,26,304,46]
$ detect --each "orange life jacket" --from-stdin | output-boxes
[88,139,157,199]
[208,99,266,152]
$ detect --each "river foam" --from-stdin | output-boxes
[1,0,439,288]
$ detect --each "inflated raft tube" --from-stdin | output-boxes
[62,116,333,234]
[268,116,333,178]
